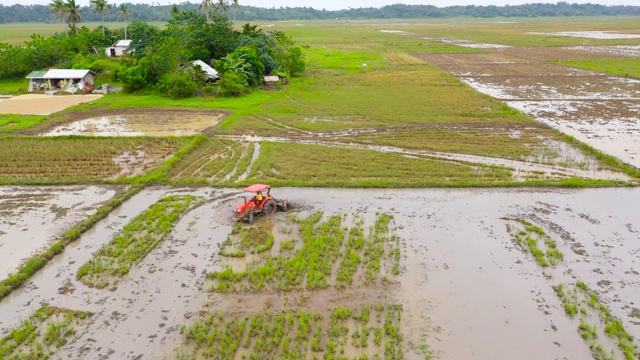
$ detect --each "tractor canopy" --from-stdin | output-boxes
[243,184,271,193]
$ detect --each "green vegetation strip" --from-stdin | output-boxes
[220,223,275,258]
[554,59,640,79]
[77,195,205,288]
[507,219,564,267]
[0,306,91,359]
[0,186,141,300]
[178,304,403,360]
[208,213,397,292]
[553,281,640,360]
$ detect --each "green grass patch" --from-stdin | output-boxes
[508,219,564,267]
[554,59,640,79]
[0,306,91,359]
[76,195,205,288]
[0,114,47,133]
[0,78,29,94]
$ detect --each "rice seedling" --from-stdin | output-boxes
[0,306,90,359]
[508,219,564,267]
[77,195,205,288]
[0,137,186,183]
[207,212,400,293]
[554,281,640,359]
[178,304,403,360]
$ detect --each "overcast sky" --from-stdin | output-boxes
[1,0,637,9]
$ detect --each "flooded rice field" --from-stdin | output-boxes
[0,186,639,359]
[0,185,123,277]
[43,112,227,137]
[0,94,102,115]
[418,51,640,169]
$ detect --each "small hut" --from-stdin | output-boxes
[105,40,132,57]
[26,69,96,93]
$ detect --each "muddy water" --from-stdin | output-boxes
[0,187,639,359]
[0,185,123,277]
[43,113,226,137]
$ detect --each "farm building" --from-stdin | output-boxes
[105,39,132,57]
[262,75,287,88]
[26,69,96,93]
[192,60,219,81]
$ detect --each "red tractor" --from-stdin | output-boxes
[233,184,288,224]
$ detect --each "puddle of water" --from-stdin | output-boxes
[565,45,640,57]
[509,100,640,168]
[528,31,640,39]
[1,187,639,359]
[0,185,123,278]
[43,113,226,137]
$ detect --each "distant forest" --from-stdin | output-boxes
[1,2,640,24]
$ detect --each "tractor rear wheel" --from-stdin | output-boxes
[247,212,254,224]
[264,200,276,215]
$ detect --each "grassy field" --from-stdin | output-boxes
[0,22,163,45]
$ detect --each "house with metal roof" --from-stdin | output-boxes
[26,69,96,93]
[192,60,219,81]
[106,39,132,57]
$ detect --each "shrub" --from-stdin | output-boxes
[219,70,248,97]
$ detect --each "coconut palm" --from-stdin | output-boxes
[118,4,130,40]
[199,0,215,23]
[231,0,239,22]
[49,0,68,35]
[90,0,112,36]
[64,0,81,34]
[215,0,230,13]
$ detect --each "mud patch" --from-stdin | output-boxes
[43,112,226,137]
[0,185,124,277]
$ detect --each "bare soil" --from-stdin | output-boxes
[0,187,639,359]
[0,94,102,115]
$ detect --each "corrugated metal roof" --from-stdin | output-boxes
[43,69,94,79]
[193,60,219,78]
[114,40,132,47]
[26,71,48,79]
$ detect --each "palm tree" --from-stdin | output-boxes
[64,0,81,34]
[231,0,239,22]
[49,0,68,35]
[215,0,230,13]
[118,4,130,40]
[199,0,214,23]
[90,0,111,36]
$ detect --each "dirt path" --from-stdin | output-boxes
[0,94,102,115]
[1,187,639,359]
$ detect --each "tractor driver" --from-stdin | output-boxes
[256,191,263,202]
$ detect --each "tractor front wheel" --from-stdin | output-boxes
[264,200,276,215]
[247,212,254,224]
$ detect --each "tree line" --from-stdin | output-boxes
[1,2,639,24]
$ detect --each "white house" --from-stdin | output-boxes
[105,39,132,57]
[26,69,96,93]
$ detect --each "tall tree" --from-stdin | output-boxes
[169,4,181,18]
[231,0,239,22]
[90,0,111,36]
[49,0,68,35]
[215,0,230,13]
[64,0,81,34]
[199,0,214,23]
[118,4,130,39]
